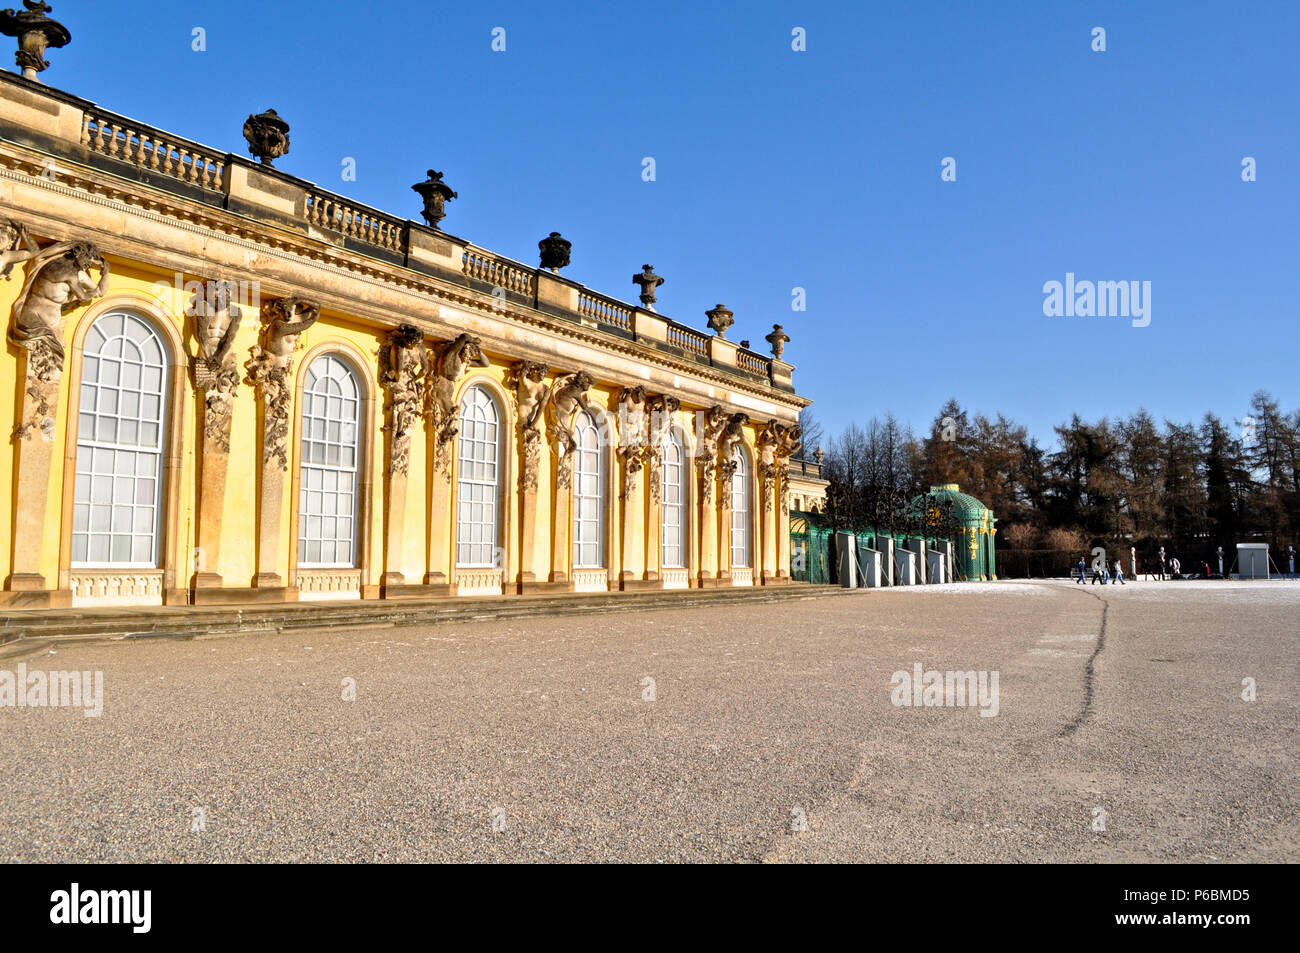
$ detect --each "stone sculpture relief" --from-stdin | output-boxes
[379,324,428,476]
[7,236,108,439]
[192,282,242,453]
[427,333,490,472]
[245,296,319,470]
[545,370,594,489]
[507,360,550,492]
[0,217,38,279]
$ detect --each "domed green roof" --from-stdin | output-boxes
[909,484,993,522]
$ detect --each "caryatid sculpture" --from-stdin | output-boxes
[427,333,490,470]
[631,264,665,310]
[7,234,108,438]
[545,370,594,488]
[245,296,319,469]
[379,325,428,476]
[509,360,550,492]
[192,282,243,453]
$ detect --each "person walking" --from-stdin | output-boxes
[1076,556,1087,584]
[1113,558,1125,585]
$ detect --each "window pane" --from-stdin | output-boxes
[455,387,500,568]
[297,354,361,568]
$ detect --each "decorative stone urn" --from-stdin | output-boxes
[0,1,70,81]
[242,109,290,167]
[538,232,571,273]
[765,323,790,358]
[632,264,664,309]
[705,303,734,338]
[411,170,457,229]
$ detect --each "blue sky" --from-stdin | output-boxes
[44,0,1300,447]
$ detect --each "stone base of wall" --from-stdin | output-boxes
[191,586,299,605]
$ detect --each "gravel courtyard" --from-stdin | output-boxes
[2,580,1295,863]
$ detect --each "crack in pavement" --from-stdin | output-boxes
[1058,587,1110,737]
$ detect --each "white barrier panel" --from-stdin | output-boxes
[836,532,858,588]
[1237,543,1270,579]
[896,549,918,585]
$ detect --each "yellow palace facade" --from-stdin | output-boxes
[0,72,808,610]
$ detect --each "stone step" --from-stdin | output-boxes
[0,584,844,651]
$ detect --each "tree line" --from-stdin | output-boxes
[800,390,1300,575]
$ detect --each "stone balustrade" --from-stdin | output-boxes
[577,290,632,331]
[666,321,709,356]
[3,71,786,387]
[305,190,405,254]
[81,107,226,193]
[463,247,535,296]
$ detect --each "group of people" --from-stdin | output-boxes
[1074,553,1183,585]
[1075,556,1129,585]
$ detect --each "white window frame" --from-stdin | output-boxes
[456,385,501,568]
[572,410,605,569]
[71,311,168,569]
[730,446,751,568]
[661,428,686,569]
[297,353,362,569]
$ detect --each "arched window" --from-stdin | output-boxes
[456,385,500,567]
[730,446,751,568]
[298,354,361,568]
[661,428,686,568]
[572,411,604,569]
[72,311,168,567]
